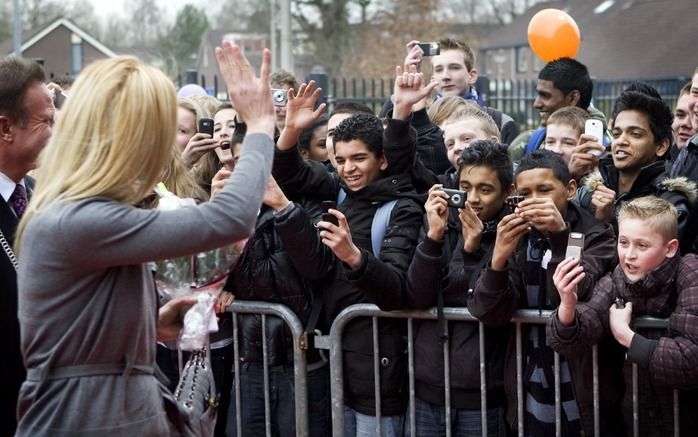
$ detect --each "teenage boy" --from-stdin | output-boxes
[576,87,696,238]
[405,104,502,194]
[543,106,605,182]
[380,38,518,173]
[549,196,698,436]
[508,57,605,161]
[406,140,513,436]
[272,72,431,435]
[468,150,620,436]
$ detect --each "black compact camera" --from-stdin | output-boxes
[320,200,339,226]
[418,42,441,56]
[271,88,288,107]
[506,195,524,214]
[442,188,466,209]
[198,117,214,137]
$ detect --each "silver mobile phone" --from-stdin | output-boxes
[565,232,585,260]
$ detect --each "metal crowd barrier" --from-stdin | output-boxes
[226,301,677,437]
[314,303,678,437]
[227,300,309,437]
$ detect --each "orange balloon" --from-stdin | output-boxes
[527,9,581,62]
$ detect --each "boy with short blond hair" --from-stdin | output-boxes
[549,195,698,436]
[543,106,587,163]
[442,105,500,170]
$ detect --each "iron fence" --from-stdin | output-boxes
[226,300,679,437]
[181,74,688,132]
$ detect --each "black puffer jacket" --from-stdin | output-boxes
[406,207,509,410]
[224,200,324,366]
[275,174,423,416]
[273,120,424,415]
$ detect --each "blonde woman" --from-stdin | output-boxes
[14,42,275,436]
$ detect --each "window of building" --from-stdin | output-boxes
[70,33,83,75]
[516,46,530,73]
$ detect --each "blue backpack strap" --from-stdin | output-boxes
[525,127,547,155]
[371,199,398,257]
[336,188,347,205]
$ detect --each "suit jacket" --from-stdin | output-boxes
[0,176,33,437]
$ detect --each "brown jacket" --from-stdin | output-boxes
[548,254,698,436]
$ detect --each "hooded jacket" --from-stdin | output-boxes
[575,157,697,239]
[272,119,424,416]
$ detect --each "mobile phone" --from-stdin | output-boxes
[614,296,626,309]
[271,88,288,107]
[506,195,524,214]
[442,188,466,209]
[565,232,585,260]
[320,200,339,226]
[584,119,605,156]
[54,90,68,109]
[417,42,441,56]
[198,117,214,137]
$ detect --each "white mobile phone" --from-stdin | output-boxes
[565,232,585,260]
[584,119,605,156]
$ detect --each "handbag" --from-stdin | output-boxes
[159,344,219,437]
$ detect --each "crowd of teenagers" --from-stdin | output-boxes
[2,35,698,437]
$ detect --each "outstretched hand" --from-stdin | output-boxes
[285,80,326,131]
[215,41,275,136]
[392,65,438,120]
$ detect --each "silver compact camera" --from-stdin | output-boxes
[271,88,288,107]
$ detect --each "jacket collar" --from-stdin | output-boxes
[599,158,667,194]
[614,255,680,315]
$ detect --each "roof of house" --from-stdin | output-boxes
[481,0,696,79]
[1,17,117,58]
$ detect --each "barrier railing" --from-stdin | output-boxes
[227,301,677,437]
[228,300,309,437]
[314,303,677,437]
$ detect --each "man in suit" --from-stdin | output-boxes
[0,56,54,436]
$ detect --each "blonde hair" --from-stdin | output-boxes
[618,196,678,242]
[188,94,221,118]
[177,97,205,126]
[16,56,176,248]
[143,145,209,209]
[547,106,589,136]
[428,96,469,128]
[444,105,501,140]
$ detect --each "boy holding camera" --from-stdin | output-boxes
[549,196,698,436]
[468,149,619,436]
[405,140,514,436]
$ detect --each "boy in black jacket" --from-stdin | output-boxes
[468,150,620,436]
[272,71,433,435]
[406,140,513,436]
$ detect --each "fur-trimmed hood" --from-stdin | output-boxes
[660,176,698,203]
[583,168,698,203]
